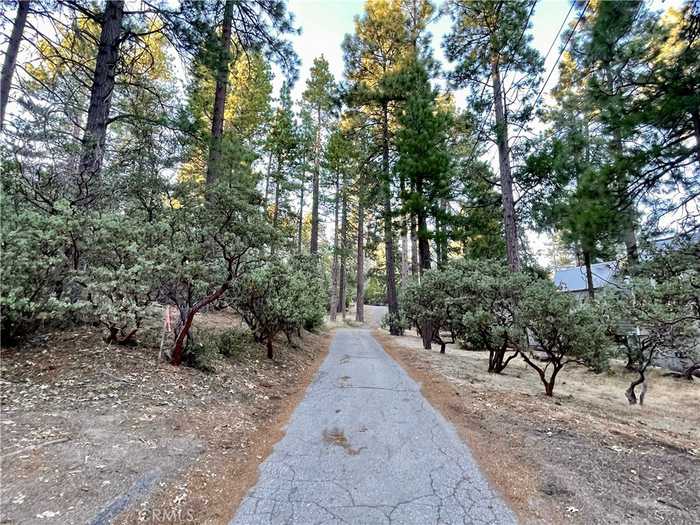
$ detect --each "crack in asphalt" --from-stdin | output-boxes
[230,329,516,524]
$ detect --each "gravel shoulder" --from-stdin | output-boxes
[376,330,700,525]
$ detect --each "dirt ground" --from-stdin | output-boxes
[376,330,700,525]
[0,312,330,524]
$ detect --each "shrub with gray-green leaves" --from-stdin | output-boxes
[232,257,325,359]
[457,260,534,372]
[519,280,612,396]
[1,200,79,343]
[80,215,167,345]
[400,261,475,352]
[602,275,698,404]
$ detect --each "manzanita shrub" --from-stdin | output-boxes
[1,200,79,343]
[232,256,326,359]
[519,279,611,396]
[601,275,698,404]
[399,259,613,395]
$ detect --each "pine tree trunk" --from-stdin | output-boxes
[329,172,340,321]
[338,186,348,317]
[263,150,273,209]
[399,176,409,286]
[401,228,409,285]
[77,0,124,201]
[356,198,365,323]
[382,101,400,335]
[491,54,519,272]
[297,156,305,253]
[0,0,29,131]
[410,213,419,278]
[310,106,321,254]
[439,199,448,266]
[435,219,442,269]
[416,175,430,272]
[583,249,595,300]
[205,0,234,186]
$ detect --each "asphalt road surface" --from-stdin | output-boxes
[231,329,516,525]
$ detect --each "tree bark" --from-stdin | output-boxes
[439,200,449,265]
[488,343,519,374]
[338,183,348,317]
[401,228,409,285]
[416,176,430,273]
[491,54,519,272]
[310,106,321,254]
[435,215,442,265]
[297,155,305,253]
[421,323,432,350]
[583,249,595,300]
[329,172,340,321]
[171,280,231,366]
[266,337,274,359]
[410,213,419,277]
[0,0,29,131]
[77,0,124,201]
[355,198,365,323]
[382,101,400,335]
[626,371,646,405]
[205,0,234,186]
[399,175,409,286]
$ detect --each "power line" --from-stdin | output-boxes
[462,0,538,167]
[508,0,591,155]
[503,0,575,109]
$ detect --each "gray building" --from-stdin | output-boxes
[553,261,620,299]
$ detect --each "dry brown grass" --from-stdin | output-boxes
[1,312,331,525]
[377,330,700,525]
[391,331,700,447]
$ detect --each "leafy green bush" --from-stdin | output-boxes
[214,328,255,358]
[289,255,326,332]
[185,327,254,370]
[400,262,473,352]
[458,261,534,372]
[364,274,386,305]
[399,259,531,366]
[0,200,79,343]
[156,180,276,365]
[380,311,409,335]
[398,259,614,394]
[183,338,219,373]
[602,275,698,404]
[519,280,612,396]
[81,215,166,345]
[232,257,325,359]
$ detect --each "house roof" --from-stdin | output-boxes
[651,231,700,252]
[553,261,619,293]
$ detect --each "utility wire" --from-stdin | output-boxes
[508,0,591,155]
[462,0,538,167]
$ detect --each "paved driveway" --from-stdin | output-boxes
[231,329,516,524]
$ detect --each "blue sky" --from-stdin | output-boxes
[282,0,681,111]
[283,0,575,102]
[281,0,684,265]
